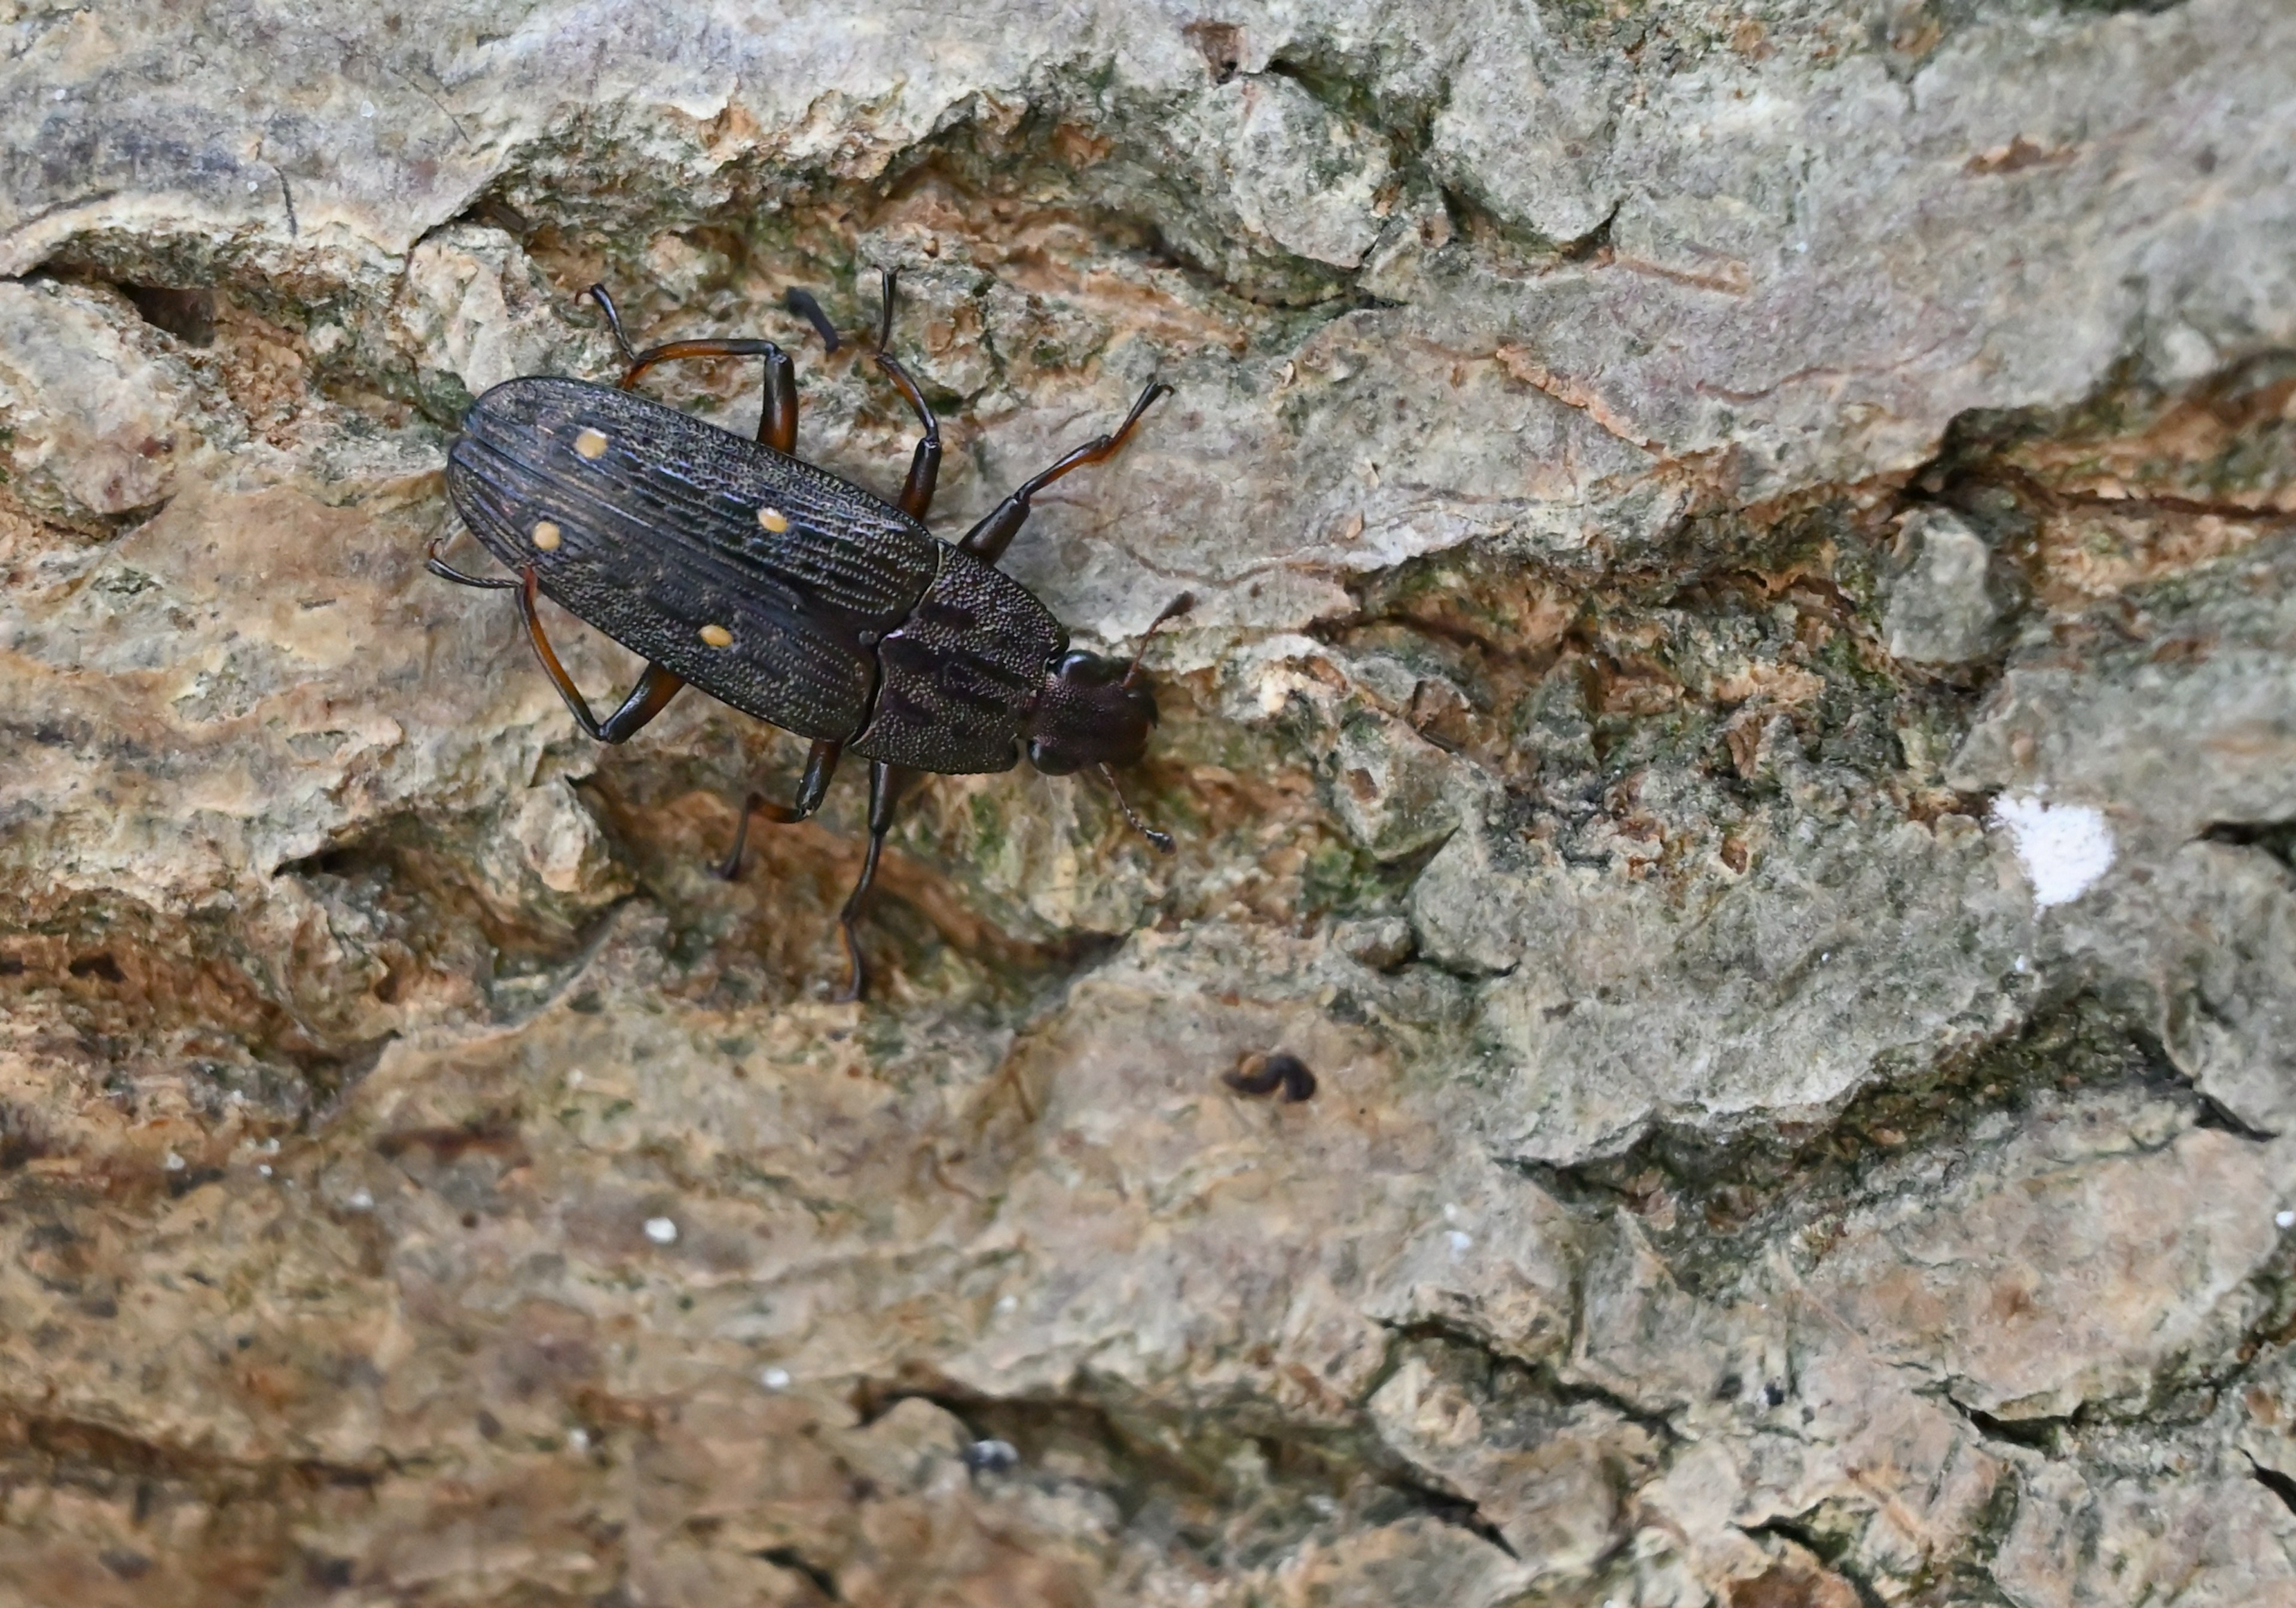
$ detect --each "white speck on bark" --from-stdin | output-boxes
[1992,796,2115,910]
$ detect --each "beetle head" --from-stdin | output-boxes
[1022,650,1158,776]
[1022,593,1193,779]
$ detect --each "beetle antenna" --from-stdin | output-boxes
[1098,764,1175,855]
[1122,592,1195,691]
[582,284,638,364]
[783,288,841,355]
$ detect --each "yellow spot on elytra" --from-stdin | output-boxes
[531,520,562,550]
[574,427,609,459]
[757,506,789,533]
[699,623,734,648]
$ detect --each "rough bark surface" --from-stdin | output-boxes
[4,1,2296,1603]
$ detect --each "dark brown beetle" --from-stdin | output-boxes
[429,271,1188,999]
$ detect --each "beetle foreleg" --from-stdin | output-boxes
[717,737,843,881]
[957,379,1172,566]
[515,567,686,742]
[835,761,911,1003]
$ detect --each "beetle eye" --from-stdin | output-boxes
[1053,650,1124,688]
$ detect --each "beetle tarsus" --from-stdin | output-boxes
[863,267,942,518]
[874,266,900,356]
[583,283,638,364]
[426,528,517,590]
[783,287,841,354]
[832,761,906,1001]
[835,910,869,1003]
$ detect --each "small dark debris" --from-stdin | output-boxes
[1763,1381,1787,1406]
[1225,1051,1317,1103]
[961,1437,1019,1474]
[305,1555,356,1591]
[475,1409,502,1441]
[0,1107,50,1171]
[569,990,604,1014]
[0,956,25,976]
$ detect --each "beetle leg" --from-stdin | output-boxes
[869,268,942,520]
[582,284,639,364]
[755,347,799,454]
[717,737,843,880]
[583,283,811,449]
[616,338,781,390]
[595,663,687,742]
[835,760,911,1002]
[958,379,1172,566]
[515,567,686,743]
[426,528,518,590]
[783,288,842,354]
[615,336,799,453]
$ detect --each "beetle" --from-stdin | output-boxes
[428,270,1189,1000]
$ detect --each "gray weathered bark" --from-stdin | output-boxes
[4,0,2296,1601]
